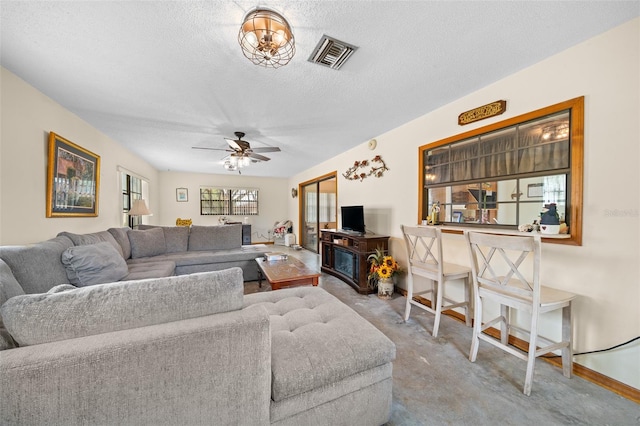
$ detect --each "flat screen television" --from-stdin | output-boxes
[341,205,365,234]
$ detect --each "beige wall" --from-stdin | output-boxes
[1,18,637,390]
[157,171,289,242]
[289,19,640,389]
[0,68,159,245]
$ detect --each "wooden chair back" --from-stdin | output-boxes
[401,225,443,280]
[465,231,541,308]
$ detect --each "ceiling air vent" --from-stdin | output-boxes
[308,35,358,70]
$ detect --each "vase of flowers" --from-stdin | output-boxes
[367,247,400,299]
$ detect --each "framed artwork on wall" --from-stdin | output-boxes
[46,132,100,217]
[176,187,188,202]
[527,183,543,198]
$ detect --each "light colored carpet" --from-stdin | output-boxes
[246,248,639,425]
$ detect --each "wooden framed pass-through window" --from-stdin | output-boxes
[419,97,584,245]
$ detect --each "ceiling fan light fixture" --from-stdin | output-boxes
[238,8,295,68]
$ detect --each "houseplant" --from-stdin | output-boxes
[367,248,400,299]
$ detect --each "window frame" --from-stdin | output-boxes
[200,187,259,216]
[121,172,146,228]
[418,96,584,246]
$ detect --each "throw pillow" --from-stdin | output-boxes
[61,242,129,287]
[0,268,244,346]
[128,227,167,258]
[107,227,132,259]
[58,230,124,258]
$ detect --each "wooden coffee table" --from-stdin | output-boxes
[256,256,320,290]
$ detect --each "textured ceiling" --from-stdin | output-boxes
[1,1,638,177]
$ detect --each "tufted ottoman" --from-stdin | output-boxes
[243,286,396,426]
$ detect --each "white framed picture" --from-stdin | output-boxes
[176,187,188,202]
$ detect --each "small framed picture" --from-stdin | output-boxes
[452,211,463,223]
[176,188,188,202]
[527,183,543,198]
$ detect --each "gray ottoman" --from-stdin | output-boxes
[243,286,396,426]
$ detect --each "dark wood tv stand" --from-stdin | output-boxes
[320,229,390,294]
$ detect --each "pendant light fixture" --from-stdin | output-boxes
[238,8,295,68]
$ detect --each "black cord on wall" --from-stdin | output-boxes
[543,335,640,358]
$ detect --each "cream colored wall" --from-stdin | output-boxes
[0,68,159,245]
[158,171,289,242]
[289,19,640,389]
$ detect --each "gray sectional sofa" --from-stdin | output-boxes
[0,227,396,425]
[0,224,266,295]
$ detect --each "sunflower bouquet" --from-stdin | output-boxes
[367,247,400,289]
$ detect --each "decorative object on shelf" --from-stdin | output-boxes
[367,139,377,150]
[342,155,388,181]
[429,201,440,225]
[367,247,401,299]
[46,132,100,218]
[540,203,561,234]
[176,187,188,202]
[518,223,534,232]
[458,100,506,126]
[291,188,298,198]
[238,8,295,68]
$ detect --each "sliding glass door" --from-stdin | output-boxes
[300,173,337,252]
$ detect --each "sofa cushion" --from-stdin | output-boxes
[243,287,396,402]
[189,225,242,251]
[124,260,176,281]
[107,227,132,259]
[61,242,129,287]
[58,230,124,258]
[139,225,189,253]
[125,248,264,267]
[0,268,244,346]
[128,228,167,258]
[0,235,74,294]
[0,259,24,350]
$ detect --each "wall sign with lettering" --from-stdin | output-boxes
[458,100,507,126]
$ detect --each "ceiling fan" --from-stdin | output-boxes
[192,131,281,173]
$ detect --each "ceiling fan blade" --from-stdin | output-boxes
[225,138,250,151]
[192,146,231,152]
[250,147,281,153]
[248,152,271,161]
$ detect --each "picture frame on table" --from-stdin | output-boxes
[452,211,463,223]
[46,132,100,217]
[176,187,189,202]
